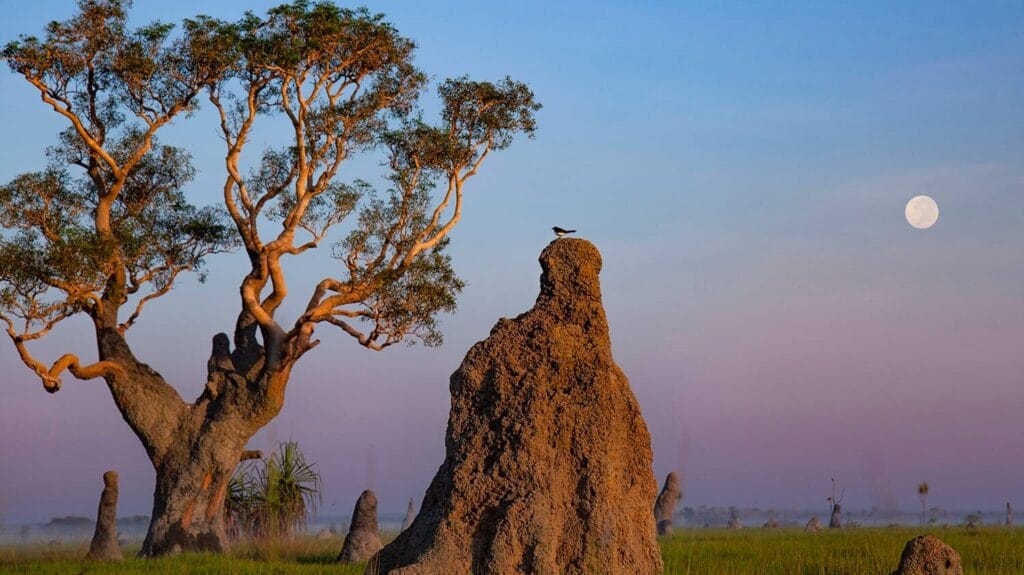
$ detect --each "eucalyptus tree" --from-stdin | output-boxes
[2,0,539,555]
[917,482,929,527]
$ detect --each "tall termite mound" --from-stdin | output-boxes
[86,470,122,561]
[371,238,663,575]
[402,498,417,532]
[654,472,682,535]
[337,490,383,563]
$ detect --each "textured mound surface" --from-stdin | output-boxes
[337,490,382,563]
[86,471,122,561]
[654,472,682,536]
[371,238,663,575]
[891,535,963,575]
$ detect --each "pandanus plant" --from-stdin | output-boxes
[226,441,322,539]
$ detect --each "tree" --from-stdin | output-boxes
[827,477,844,529]
[917,482,929,527]
[2,0,539,556]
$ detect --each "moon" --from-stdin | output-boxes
[905,195,939,229]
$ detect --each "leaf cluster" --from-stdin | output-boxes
[227,441,322,540]
[0,134,235,330]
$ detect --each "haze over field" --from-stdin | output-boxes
[1,0,1022,525]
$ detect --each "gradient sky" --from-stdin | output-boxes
[1,1,1023,524]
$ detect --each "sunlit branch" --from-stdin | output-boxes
[22,75,122,178]
[319,316,397,351]
[3,313,122,392]
[118,279,179,334]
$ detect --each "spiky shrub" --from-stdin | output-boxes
[225,470,260,540]
[257,442,322,538]
[227,442,322,540]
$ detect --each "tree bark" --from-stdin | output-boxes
[137,365,292,556]
[829,504,842,529]
[140,428,248,555]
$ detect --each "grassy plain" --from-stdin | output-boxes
[1,527,1020,574]
[659,527,1022,574]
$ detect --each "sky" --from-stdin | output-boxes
[1,1,1023,524]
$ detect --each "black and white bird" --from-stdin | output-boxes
[552,226,576,238]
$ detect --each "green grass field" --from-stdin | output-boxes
[1,527,1020,574]
[659,527,1023,574]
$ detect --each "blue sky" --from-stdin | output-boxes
[1,1,1023,523]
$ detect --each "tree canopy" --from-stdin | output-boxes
[1,0,541,391]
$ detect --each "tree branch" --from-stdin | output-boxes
[118,280,177,334]
[22,75,123,178]
[3,317,122,393]
[319,316,396,351]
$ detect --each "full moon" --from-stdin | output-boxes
[905,195,939,229]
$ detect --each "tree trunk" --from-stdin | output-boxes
[139,430,248,556]
[92,320,297,556]
[136,364,291,557]
[89,300,305,557]
[829,504,841,528]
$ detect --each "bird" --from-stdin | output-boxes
[552,226,576,238]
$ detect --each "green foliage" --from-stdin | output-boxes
[0,136,235,330]
[0,171,107,291]
[439,76,541,152]
[338,175,466,347]
[206,1,426,149]
[329,76,538,347]
[227,442,323,540]
[3,0,539,378]
[202,1,540,351]
[3,0,222,128]
[1,0,236,336]
[257,442,323,537]
[224,468,259,541]
[367,238,464,348]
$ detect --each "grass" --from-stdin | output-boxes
[1,527,1021,574]
[660,527,1024,575]
[0,537,363,575]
